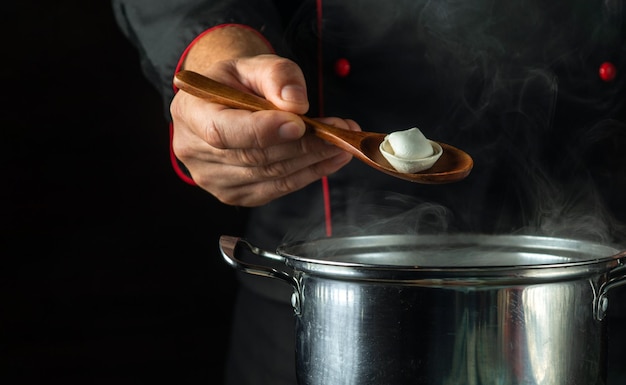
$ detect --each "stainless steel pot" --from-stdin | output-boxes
[219,234,626,385]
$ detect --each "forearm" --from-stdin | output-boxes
[182,25,274,73]
[112,0,285,107]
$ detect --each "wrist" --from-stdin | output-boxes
[180,24,274,74]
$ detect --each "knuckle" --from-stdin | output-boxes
[196,178,258,207]
[260,161,290,179]
[272,176,298,195]
[295,137,312,154]
[249,116,271,148]
[219,192,248,206]
[218,188,272,207]
[172,145,192,163]
[202,122,227,148]
[309,162,332,179]
[170,136,195,163]
[214,190,242,206]
[267,57,299,76]
[235,148,270,166]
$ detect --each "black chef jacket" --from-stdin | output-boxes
[113,0,625,295]
[113,1,626,383]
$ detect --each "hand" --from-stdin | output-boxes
[170,54,359,206]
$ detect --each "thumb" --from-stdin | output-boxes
[277,83,309,113]
[238,55,310,114]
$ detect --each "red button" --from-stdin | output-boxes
[334,58,351,77]
[599,61,617,82]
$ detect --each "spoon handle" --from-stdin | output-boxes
[173,70,366,142]
[173,70,278,111]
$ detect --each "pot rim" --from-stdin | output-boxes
[275,234,625,283]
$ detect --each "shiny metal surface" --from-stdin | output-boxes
[295,274,606,385]
[219,234,626,385]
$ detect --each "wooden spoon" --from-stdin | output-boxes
[173,70,473,184]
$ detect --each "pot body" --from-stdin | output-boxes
[295,274,605,385]
[219,234,626,385]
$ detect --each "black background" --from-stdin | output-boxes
[2,1,625,385]
[2,1,247,383]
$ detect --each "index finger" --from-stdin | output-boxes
[208,107,307,149]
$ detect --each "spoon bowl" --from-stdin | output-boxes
[379,139,443,174]
[173,70,473,184]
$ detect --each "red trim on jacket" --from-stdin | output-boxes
[168,21,334,237]
[316,0,332,237]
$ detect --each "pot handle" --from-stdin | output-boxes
[219,235,303,314]
[596,251,626,321]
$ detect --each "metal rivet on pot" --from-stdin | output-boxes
[291,291,301,315]
[596,295,609,321]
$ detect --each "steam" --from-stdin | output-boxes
[513,119,626,245]
[280,1,626,249]
[279,190,457,246]
[515,171,626,244]
[330,193,456,237]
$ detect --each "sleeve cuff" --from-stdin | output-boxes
[173,23,275,78]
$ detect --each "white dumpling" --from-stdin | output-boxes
[385,127,433,159]
[379,126,443,173]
